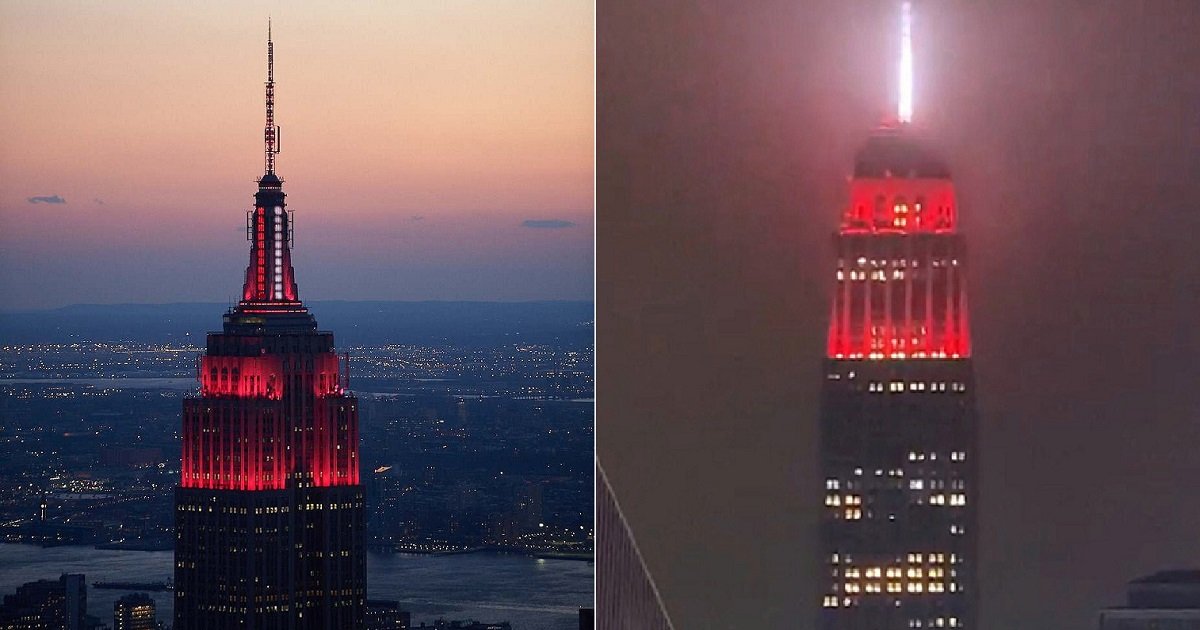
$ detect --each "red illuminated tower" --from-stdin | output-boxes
[817,4,978,629]
[174,25,365,629]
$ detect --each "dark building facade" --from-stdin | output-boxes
[173,27,366,630]
[1099,571,1200,629]
[817,121,979,630]
[595,462,673,630]
[0,574,86,630]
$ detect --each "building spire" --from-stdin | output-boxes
[264,19,280,176]
[898,1,914,124]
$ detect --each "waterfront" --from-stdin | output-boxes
[0,544,592,629]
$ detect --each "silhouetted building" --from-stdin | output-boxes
[113,593,155,630]
[173,25,365,630]
[365,600,411,629]
[595,462,673,629]
[412,621,511,630]
[0,574,86,630]
[817,7,978,630]
[1099,570,1200,629]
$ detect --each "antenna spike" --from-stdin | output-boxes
[263,20,278,176]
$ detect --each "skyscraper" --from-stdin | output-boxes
[173,25,366,629]
[817,4,978,629]
[113,593,156,630]
[0,574,86,630]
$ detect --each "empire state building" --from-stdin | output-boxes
[818,4,979,629]
[173,26,366,629]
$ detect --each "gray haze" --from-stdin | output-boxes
[598,1,1200,628]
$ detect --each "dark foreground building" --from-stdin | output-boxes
[0,574,86,630]
[595,462,673,630]
[174,26,365,629]
[1098,571,1200,629]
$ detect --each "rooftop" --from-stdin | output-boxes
[1133,570,1200,585]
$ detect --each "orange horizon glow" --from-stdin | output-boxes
[0,1,594,309]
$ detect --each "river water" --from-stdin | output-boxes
[0,544,592,629]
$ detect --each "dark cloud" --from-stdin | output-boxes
[521,219,576,229]
[410,215,425,222]
[27,195,66,205]
[93,198,105,205]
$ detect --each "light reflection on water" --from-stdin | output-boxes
[0,544,592,630]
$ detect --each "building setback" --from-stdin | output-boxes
[1099,570,1200,629]
[173,25,366,630]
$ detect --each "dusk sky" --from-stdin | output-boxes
[0,1,593,310]
[600,1,1200,629]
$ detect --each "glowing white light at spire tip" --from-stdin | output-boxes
[898,1,914,124]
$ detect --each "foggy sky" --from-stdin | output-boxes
[0,1,593,309]
[598,1,1200,629]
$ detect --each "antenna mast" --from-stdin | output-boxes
[264,20,280,175]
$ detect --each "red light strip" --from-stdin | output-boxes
[182,352,360,490]
[827,179,970,359]
[842,180,957,234]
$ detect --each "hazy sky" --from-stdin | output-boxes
[599,1,1200,629]
[0,1,593,309]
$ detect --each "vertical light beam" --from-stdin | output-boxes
[898,1,914,123]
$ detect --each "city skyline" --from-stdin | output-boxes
[8,1,1200,629]
[0,2,593,309]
